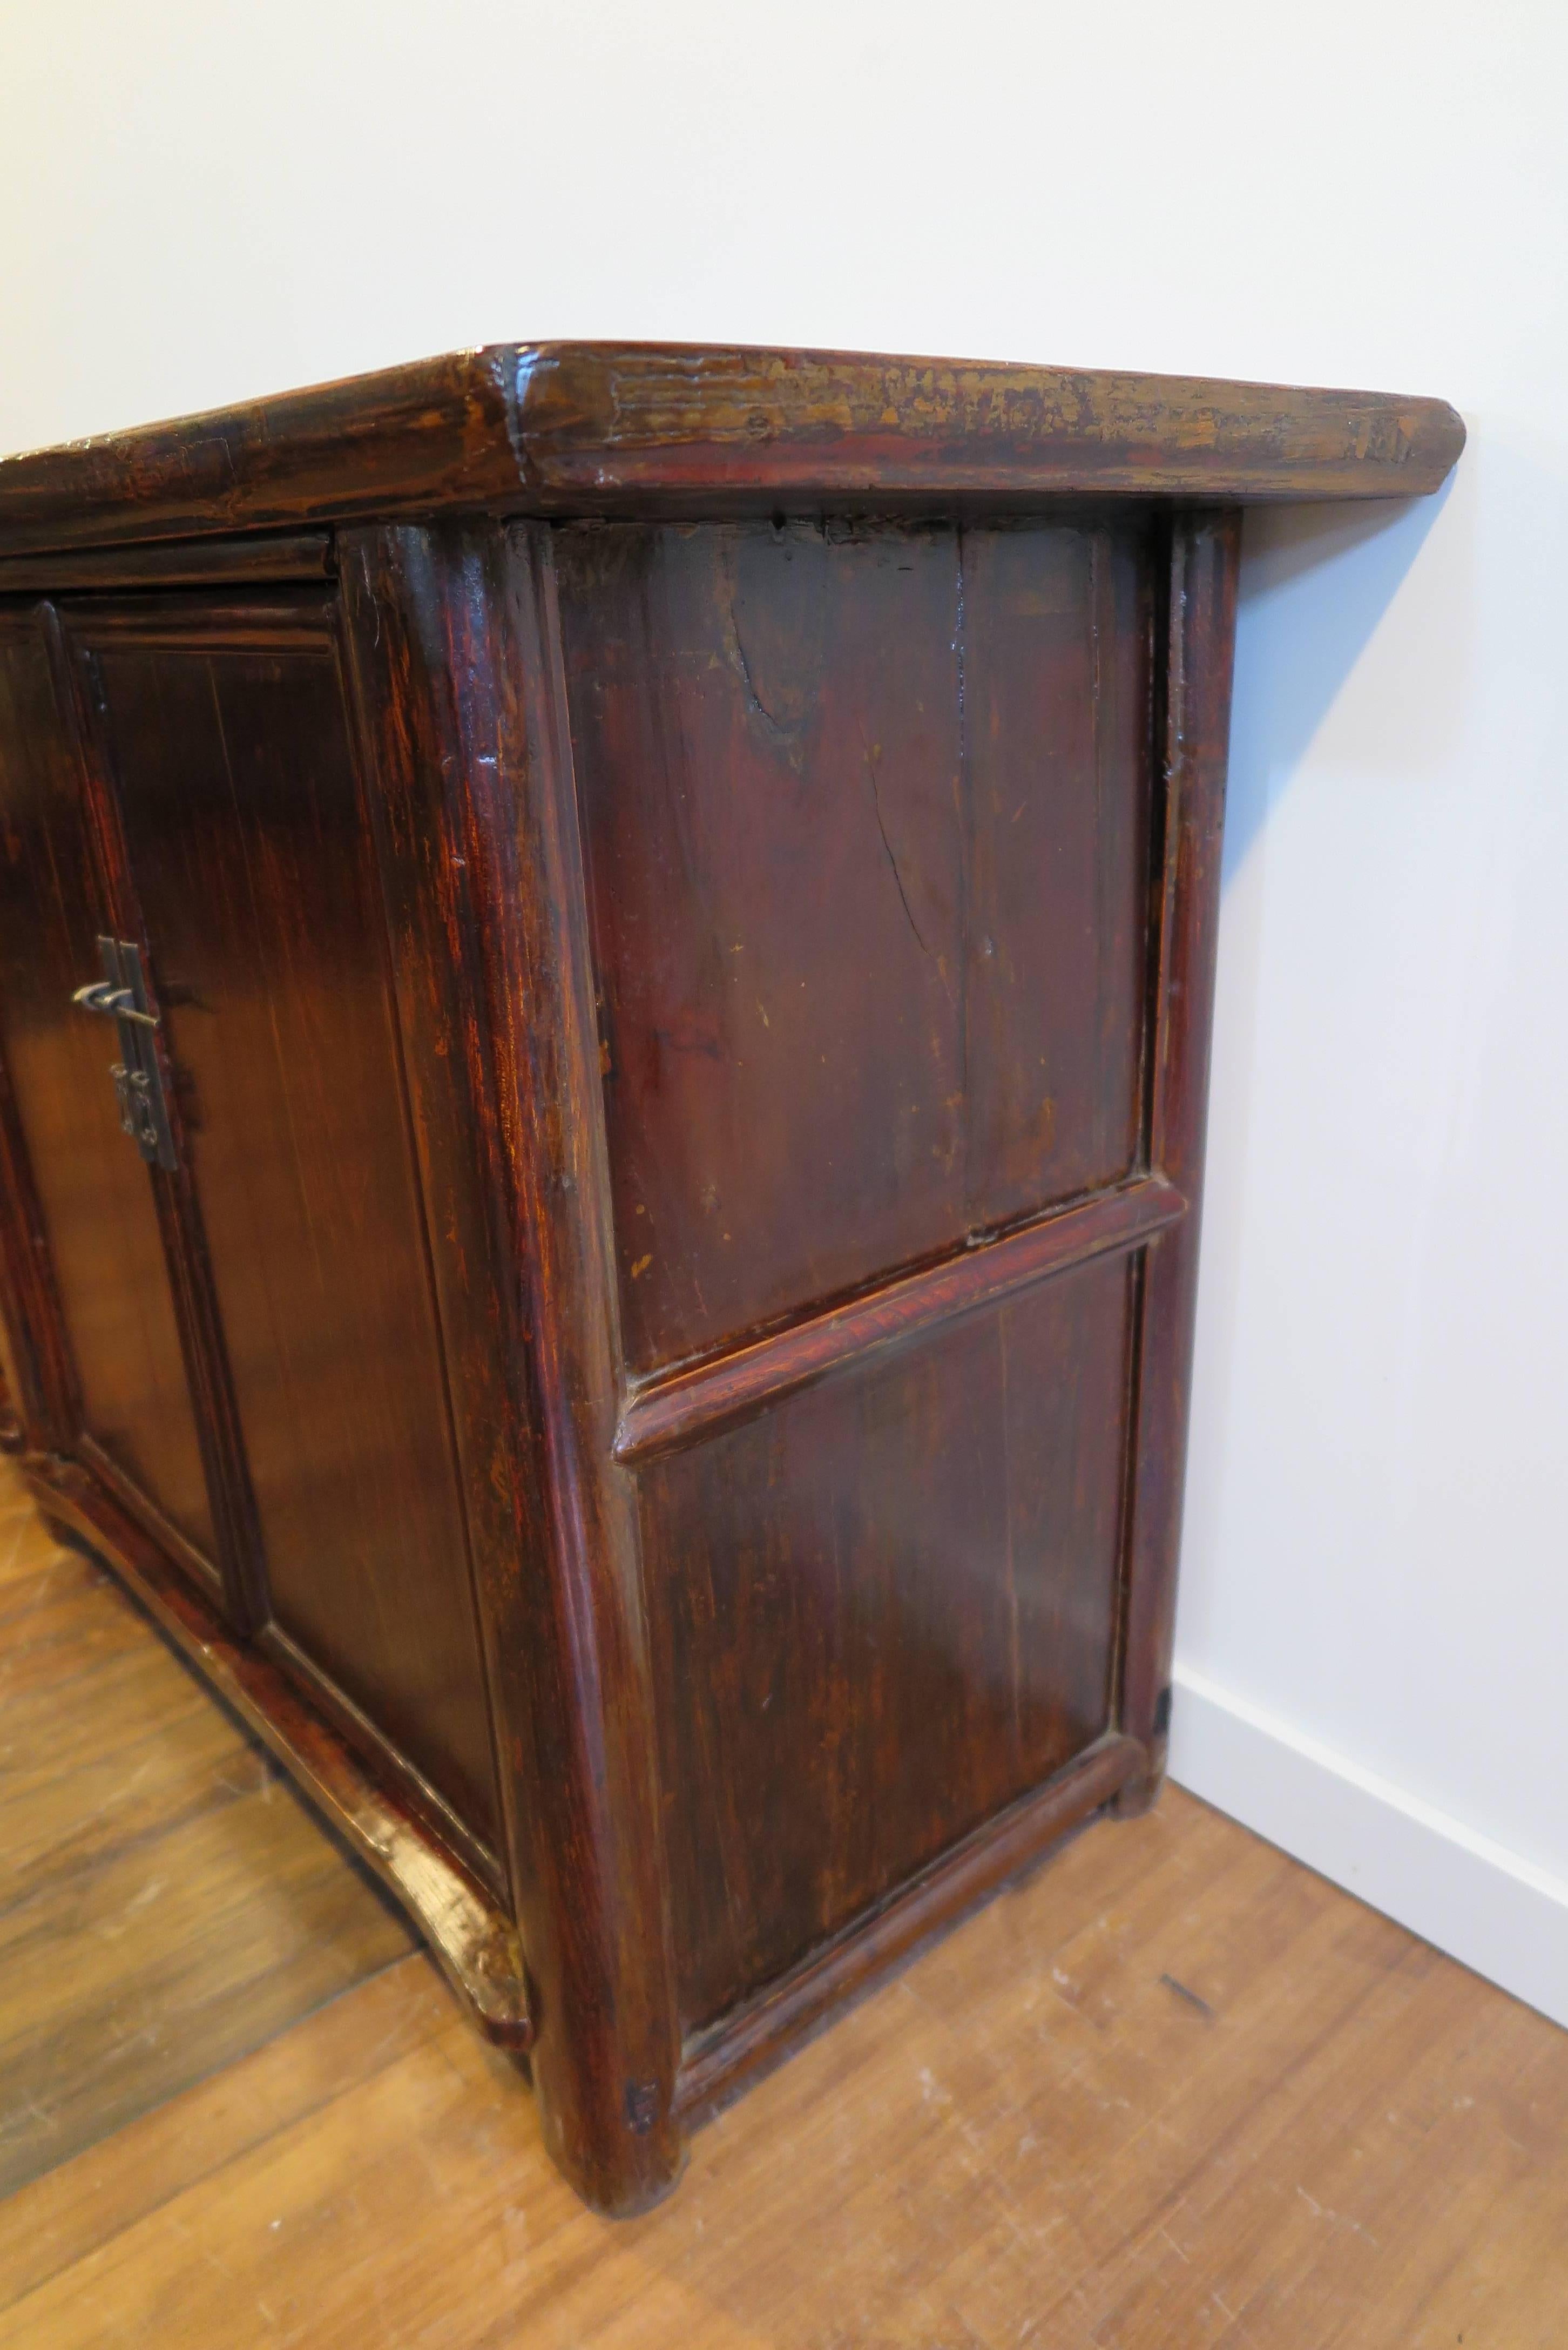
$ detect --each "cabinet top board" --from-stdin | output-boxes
[0,343,1465,558]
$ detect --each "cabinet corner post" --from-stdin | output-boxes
[1114,507,1242,1815]
[339,516,684,2213]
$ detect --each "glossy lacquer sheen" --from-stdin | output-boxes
[0,345,1462,2213]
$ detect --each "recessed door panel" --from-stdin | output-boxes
[72,600,501,1850]
[0,614,219,1571]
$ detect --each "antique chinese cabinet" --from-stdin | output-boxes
[0,347,1463,2210]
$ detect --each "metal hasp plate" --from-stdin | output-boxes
[71,935,178,1171]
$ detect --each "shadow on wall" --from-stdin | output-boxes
[1222,470,1463,888]
[1180,459,1469,1673]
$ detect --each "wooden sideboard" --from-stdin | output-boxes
[0,347,1462,2211]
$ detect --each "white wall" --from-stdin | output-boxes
[4,2,1565,2020]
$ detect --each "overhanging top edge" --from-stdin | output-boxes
[0,341,1465,560]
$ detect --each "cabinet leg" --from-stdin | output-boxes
[1110,1740,1168,1819]
[533,2078,687,2218]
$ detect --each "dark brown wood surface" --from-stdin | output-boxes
[645,1255,1136,2030]
[64,595,503,1860]
[336,524,549,1946]
[0,612,217,1564]
[674,1731,1141,2126]
[0,343,1464,557]
[0,499,1252,2211]
[0,890,79,1460]
[0,339,1464,2218]
[615,1172,1185,1463]
[340,521,684,2214]
[557,515,1153,1374]
[0,532,332,596]
[549,507,1207,2083]
[1117,510,1242,1807]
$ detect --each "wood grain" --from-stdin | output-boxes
[0,343,1464,557]
[52,599,272,1631]
[644,1257,1138,2030]
[340,520,684,2213]
[65,594,503,1854]
[1117,510,1242,1811]
[616,1174,1184,1462]
[0,343,1466,2218]
[1,1456,1563,2348]
[673,1731,1142,2125]
[0,611,215,1556]
[335,522,550,1944]
[26,1453,530,2051]
[559,516,1154,1373]
[0,1951,447,2313]
[0,980,76,1461]
[0,533,332,596]
[0,497,1242,2207]
[0,1475,413,2199]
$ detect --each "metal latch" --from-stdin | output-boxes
[71,936,178,1171]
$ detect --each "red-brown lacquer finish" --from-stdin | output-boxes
[0,347,1458,2213]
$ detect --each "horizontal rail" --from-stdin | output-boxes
[614,1172,1186,1464]
[673,1731,1144,2127]
[0,530,333,595]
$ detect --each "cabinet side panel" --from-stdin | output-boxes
[962,525,1153,1224]
[643,1253,1133,2031]
[0,618,215,1552]
[556,517,1154,1374]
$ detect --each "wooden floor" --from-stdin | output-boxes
[1,1451,1564,2346]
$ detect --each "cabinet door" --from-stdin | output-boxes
[0,610,222,1585]
[65,595,502,1859]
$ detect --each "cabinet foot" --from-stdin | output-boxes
[1109,1747,1167,1819]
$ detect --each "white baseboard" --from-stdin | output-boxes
[1167,1662,1568,2032]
